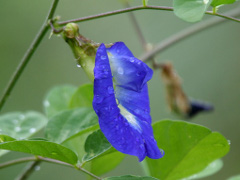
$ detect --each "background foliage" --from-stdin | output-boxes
[0,0,240,179]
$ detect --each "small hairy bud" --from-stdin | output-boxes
[64,23,79,38]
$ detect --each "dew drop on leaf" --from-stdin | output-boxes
[44,100,50,107]
[15,127,21,132]
[19,115,25,120]
[228,140,231,145]
[29,128,36,133]
[34,166,41,171]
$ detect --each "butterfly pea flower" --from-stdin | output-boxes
[92,42,164,161]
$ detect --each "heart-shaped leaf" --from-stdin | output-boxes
[174,0,212,22]
[211,0,236,7]
[0,111,47,157]
[69,84,94,108]
[43,85,77,117]
[45,108,98,143]
[144,120,230,180]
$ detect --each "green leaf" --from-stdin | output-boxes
[69,84,93,108]
[0,140,78,165]
[103,175,158,180]
[62,129,97,162]
[145,120,230,180]
[174,0,212,22]
[86,148,125,176]
[0,135,16,156]
[0,134,16,142]
[43,85,77,117]
[227,175,240,180]
[0,111,47,139]
[45,108,98,143]
[63,128,125,173]
[184,159,223,179]
[83,129,111,161]
[211,0,236,7]
[0,111,48,157]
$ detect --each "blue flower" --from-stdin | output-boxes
[92,42,164,161]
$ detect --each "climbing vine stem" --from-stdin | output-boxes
[0,0,59,111]
[58,5,240,25]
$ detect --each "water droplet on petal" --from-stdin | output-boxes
[117,67,124,75]
[107,86,114,94]
[140,144,145,150]
[134,109,140,114]
[103,69,109,75]
[100,65,106,69]
[101,55,107,60]
[95,95,103,103]
[160,149,164,155]
[136,71,141,76]
[29,128,36,133]
[15,127,21,132]
[116,49,120,53]
[130,57,135,62]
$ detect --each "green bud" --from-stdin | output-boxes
[62,23,98,81]
[64,23,79,38]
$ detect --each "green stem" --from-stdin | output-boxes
[16,161,41,180]
[212,7,217,14]
[0,157,36,169]
[0,0,59,112]
[142,0,148,7]
[75,165,102,180]
[124,2,148,51]
[0,156,102,180]
[140,8,240,62]
[58,5,240,25]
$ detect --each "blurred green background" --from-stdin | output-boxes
[0,0,239,179]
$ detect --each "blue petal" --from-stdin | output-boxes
[93,43,164,161]
[188,100,214,118]
[107,42,153,92]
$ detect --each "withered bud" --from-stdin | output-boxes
[160,62,213,118]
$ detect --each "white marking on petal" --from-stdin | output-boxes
[118,105,141,132]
